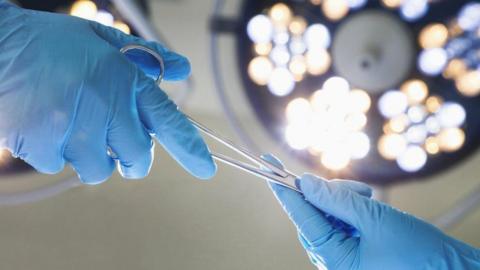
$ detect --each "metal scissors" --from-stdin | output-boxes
[120,44,301,193]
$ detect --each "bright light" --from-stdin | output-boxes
[321,146,351,170]
[378,91,408,118]
[378,134,408,160]
[70,0,98,20]
[247,15,274,43]
[322,0,349,21]
[397,145,427,172]
[425,116,441,134]
[289,38,307,55]
[386,114,409,133]
[407,105,427,123]
[400,79,429,105]
[270,45,291,66]
[273,31,290,45]
[286,98,312,124]
[285,124,311,150]
[425,136,440,155]
[437,102,466,128]
[406,125,428,144]
[455,70,480,97]
[269,3,293,26]
[347,89,371,113]
[289,17,307,35]
[438,128,465,152]
[425,96,443,113]
[418,48,448,76]
[344,113,367,131]
[248,57,273,85]
[323,76,350,93]
[94,10,114,26]
[304,24,331,50]
[306,50,331,75]
[347,0,367,9]
[418,23,448,49]
[113,21,131,34]
[289,56,307,80]
[443,59,467,79]
[382,0,403,9]
[347,132,370,159]
[458,3,480,31]
[254,43,272,56]
[400,0,428,22]
[268,68,295,96]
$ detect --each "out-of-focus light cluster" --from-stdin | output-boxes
[418,2,480,97]
[380,0,429,21]
[309,0,367,20]
[378,80,467,172]
[70,0,131,34]
[285,76,372,171]
[247,3,334,96]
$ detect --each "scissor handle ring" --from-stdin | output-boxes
[120,44,165,85]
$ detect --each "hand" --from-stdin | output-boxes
[262,155,480,270]
[0,4,216,184]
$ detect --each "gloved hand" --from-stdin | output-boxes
[262,155,480,270]
[0,3,216,184]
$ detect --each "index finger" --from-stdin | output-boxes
[135,71,216,179]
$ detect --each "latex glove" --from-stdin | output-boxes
[263,155,480,270]
[0,3,216,184]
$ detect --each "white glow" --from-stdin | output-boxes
[94,10,114,26]
[347,0,367,9]
[407,105,427,123]
[70,0,97,20]
[248,57,273,85]
[286,98,312,124]
[347,89,371,113]
[400,0,428,21]
[378,134,408,160]
[247,15,274,43]
[347,132,370,159]
[406,125,428,144]
[289,38,307,55]
[378,91,408,118]
[321,146,351,170]
[285,124,311,150]
[425,116,441,134]
[304,24,331,50]
[273,31,290,45]
[437,102,466,128]
[270,45,291,66]
[268,68,295,96]
[418,48,448,76]
[322,77,350,106]
[323,76,350,93]
[458,3,480,31]
[397,145,427,172]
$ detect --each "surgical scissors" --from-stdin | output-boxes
[120,44,301,193]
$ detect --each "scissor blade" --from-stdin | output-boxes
[212,152,301,193]
[187,116,290,178]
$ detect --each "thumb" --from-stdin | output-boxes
[299,175,377,233]
[89,21,191,81]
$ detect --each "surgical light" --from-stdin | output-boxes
[70,0,97,20]
[212,0,480,185]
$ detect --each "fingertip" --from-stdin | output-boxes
[190,154,217,180]
[163,52,191,81]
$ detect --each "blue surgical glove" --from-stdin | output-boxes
[0,3,216,184]
[263,155,480,270]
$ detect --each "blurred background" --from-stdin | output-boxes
[0,0,479,269]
